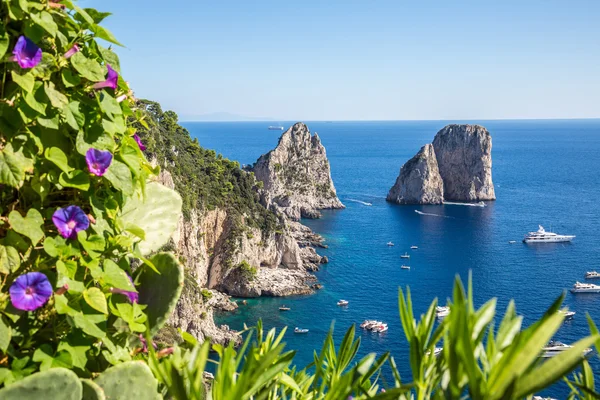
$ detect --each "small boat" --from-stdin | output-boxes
[400,265,410,270]
[268,125,284,131]
[410,245,418,249]
[533,397,558,400]
[373,323,388,333]
[387,242,394,246]
[559,310,576,320]
[508,240,516,244]
[360,320,377,329]
[337,300,349,306]
[294,327,309,333]
[363,320,384,330]
[570,282,600,293]
[540,340,592,358]
[279,305,291,311]
[425,347,443,357]
[436,306,450,319]
[586,271,600,279]
[400,253,410,259]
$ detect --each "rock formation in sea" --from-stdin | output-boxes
[386,144,444,204]
[387,124,495,205]
[432,124,495,201]
[252,122,345,220]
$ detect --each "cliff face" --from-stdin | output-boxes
[386,144,444,204]
[432,124,495,201]
[387,124,495,205]
[253,123,344,220]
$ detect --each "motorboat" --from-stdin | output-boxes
[586,271,600,279]
[570,282,600,293]
[294,327,309,333]
[559,310,576,320]
[523,225,575,243]
[372,323,388,333]
[337,300,349,306]
[540,340,591,358]
[436,306,450,319]
[533,397,558,400]
[360,320,377,329]
[279,305,291,311]
[400,253,410,259]
[410,245,418,249]
[387,242,394,246]
[268,125,284,131]
[400,265,410,270]
[426,347,443,357]
[508,240,516,244]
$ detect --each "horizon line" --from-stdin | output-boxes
[181,117,600,123]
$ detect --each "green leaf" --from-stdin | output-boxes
[103,159,133,195]
[0,316,11,352]
[59,170,90,191]
[61,69,81,88]
[0,244,19,274]
[45,147,73,173]
[33,345,73,371]
[0,142,32,188]
[8,209,44,244]
[83,287,108,314]
[98,45,120,73]
[90,24,123,46]
[100,93,122,115]
[45,81,68,109]
[37,114,60,130]
[103,259,135,292]
[83,8,112,23]
[76,129,113,155]
[70,52,106,82]
[67,101,84,128]
[24,83,48,115]
[11,70,35,92]
[0,25,9,58]
[124,224,145,240]
[73,313,106,338]
[73,4,94,25]
[30,11,58,37]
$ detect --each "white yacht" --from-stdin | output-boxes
[294,327,309,334]
[586,271,600,279]
[360,320,377,329]
[372,323,388,333]
[400,265,410,270]
[387,242,394,247]
[426,347,443,357]
[400,253,410,259]
[337,299,349,306]
[559,310,576,320]
[523,225,575,243]
[571,282,600,293]
[540,340,592,358]
[436,306,450,319]
[410,245,418,249]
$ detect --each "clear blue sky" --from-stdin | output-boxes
[84,0,599,121]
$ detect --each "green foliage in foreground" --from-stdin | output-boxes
[133,100,279,234]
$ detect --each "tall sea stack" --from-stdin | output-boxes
[253,122,345,220]
[387,124,495,204]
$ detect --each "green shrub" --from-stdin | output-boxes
[200,289,212,300]
[238,260,257,281]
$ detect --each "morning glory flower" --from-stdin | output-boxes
[92,64,118,90]
[63,44,80,59]
[12,36,42,69]
[10,272,53,311]
[52,205,90,239]
[110,274,138,303]
[133,134,146,151]
[85,148,113,176]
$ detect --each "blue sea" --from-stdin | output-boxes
[184,119,600,397]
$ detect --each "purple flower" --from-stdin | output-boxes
[85,148,113,176]
[64,44,80,59]
[110,274,138,303]
[138,334,158,353]
[10,272,52,311]
[12,36,42,69]
[92,64,118,90]
[52,205,90,239]
[133,134,146,151]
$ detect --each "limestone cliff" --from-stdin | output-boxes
[252,123,344,220]
[386,144,444,204]
[387,124,495,205]
[432,124,495,201]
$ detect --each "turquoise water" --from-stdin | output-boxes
[184,120,600,397]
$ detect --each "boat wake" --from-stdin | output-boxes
[414,210,453,218]
[346,199,373,206]
[443,201,485,208]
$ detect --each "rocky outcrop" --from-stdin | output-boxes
[252,123,344,220]
[432,124,495,201]
[386,144,444,204]
[387,124,495,205]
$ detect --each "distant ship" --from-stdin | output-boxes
[268,125,284,131]
[522,225,575,243]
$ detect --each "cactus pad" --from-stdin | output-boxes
[94,361,160,400]
[138,252,184,335]
[0,368,82,400]
[81,379,106,400]
[119,181,182,255]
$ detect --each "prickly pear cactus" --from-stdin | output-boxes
[138,252,184,335]
[119,181,182,255]
[81,379,106,400]
[94,361,160,400]
[0,368,82,399]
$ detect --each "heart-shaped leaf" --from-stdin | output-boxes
[8,208,44,244]
[83,287,108,314]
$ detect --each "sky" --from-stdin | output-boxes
[84,0,600,121]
